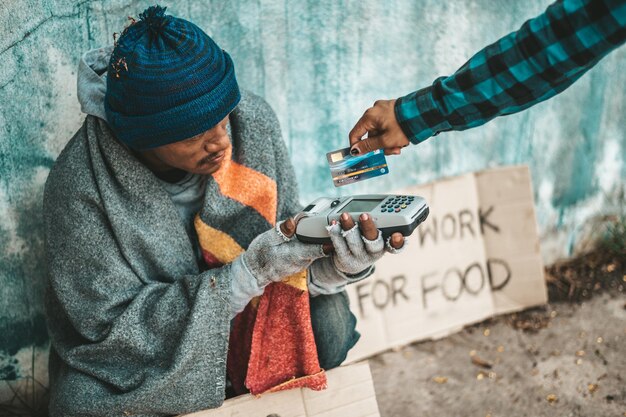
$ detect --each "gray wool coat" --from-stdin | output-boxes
[43,92,302,416]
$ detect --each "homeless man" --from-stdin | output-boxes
[43,6,405,417]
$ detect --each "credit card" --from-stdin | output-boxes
[326,147,389,187]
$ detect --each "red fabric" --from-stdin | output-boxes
[202,249,224,270]
[227,301,258,395]
[196,151,328,396]
[203,246,328,396]
[245,282,326,394]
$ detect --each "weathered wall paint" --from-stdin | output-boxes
[1,0,624,397]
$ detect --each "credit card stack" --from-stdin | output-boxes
[326,147,389,187]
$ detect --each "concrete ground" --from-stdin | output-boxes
[370,292,626,417]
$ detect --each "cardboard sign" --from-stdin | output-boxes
[182,165,544,417]
[183,362,379,417]
[345,165,547,362]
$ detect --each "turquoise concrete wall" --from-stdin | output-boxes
[1,0,624,399]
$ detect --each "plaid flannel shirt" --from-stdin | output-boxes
[395,0,626,144]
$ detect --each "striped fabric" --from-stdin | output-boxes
[193,95,327,395]
[395,0,626,144]
[212,146,278,225]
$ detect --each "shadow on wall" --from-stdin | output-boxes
[0,160,54,375]
[1,160,53,413]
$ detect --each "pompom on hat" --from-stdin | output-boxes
[104,5,240,151]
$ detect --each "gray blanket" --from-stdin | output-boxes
[44,91,297,416]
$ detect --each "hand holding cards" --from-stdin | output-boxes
[326,146,388,187]
[308,147,429,246]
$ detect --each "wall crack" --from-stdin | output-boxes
[0,0,99,56]
[0,78,15,91]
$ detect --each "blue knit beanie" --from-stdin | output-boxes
[104,5,240,151]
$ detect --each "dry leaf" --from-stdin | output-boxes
[471,355,493,369]
[432,376,448,384]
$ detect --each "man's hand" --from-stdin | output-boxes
[336,212,404,250]
[327,212,405,276]
[241,218,327,287]
[349,99,410,156]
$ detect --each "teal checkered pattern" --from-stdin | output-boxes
[396,0,626,144]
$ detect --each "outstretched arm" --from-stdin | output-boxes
[350,0,626,154]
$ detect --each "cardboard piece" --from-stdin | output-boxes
[183,362,379,417]
[474,166,546,315]
[183,165,545,417]
[345,165,547,362]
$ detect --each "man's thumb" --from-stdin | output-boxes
[279,218,296,238]
[350,136,385,156]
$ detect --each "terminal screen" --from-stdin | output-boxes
[339,198,384,213]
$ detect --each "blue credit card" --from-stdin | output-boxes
[326,147,389,187]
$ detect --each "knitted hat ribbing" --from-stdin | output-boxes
[104,5,240,151]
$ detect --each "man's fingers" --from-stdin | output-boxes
[339,212,356,231]
[322,242,334,255]
[349,99,410,155]
[384,147,402,156]
[350,135,385,156]
[358,213,378,241]
[327,221,350,258]
[348,121,367,146]
[348,111,375,146]
[280,218,296,238]
[390,232,404,249]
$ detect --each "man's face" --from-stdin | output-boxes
[141,116,231,175]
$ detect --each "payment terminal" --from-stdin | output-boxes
[295,194,429,244]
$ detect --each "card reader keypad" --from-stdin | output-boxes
[380,195,415,212]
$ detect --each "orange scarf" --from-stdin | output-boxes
[194,146,327,395]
